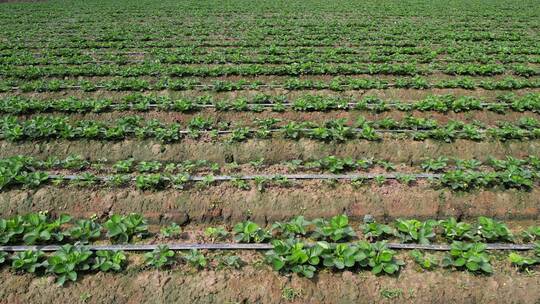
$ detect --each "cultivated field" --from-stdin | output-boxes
[0,0,539,303]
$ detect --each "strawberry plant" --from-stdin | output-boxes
[144,245,175,269]
[367,241,405,275]
[159,223,182,239]
[421,157,449,172]
[0,216,24,244]
[92,250,127,272]
[44,244,93,286]
[204,227,229,241]
[113,158,135,173]
[442,242,493,274]
[475,217,513,242]
[183,249,207,269]
[361,221,394,241]
[233,221,271,243]
[394,219,437,244]
[508,252,538,271]
[271,216,311,238]
[313,214,356,242]
[410,249,439,270]
[265,239,323,278]
[521,226,540,242]
[135,173,164,190]
[105,214,148,243]
[11,250,44,273]
[22,213,71,245]
[322,243,368,270]
[217,255,243,269]
[64,218,101,243]
[440,217,476,241]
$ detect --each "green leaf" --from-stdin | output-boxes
[372,264,383,274]
[466,261,479,271]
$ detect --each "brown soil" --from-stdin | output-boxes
[18,109,540,126]
[2,87,539,102]
[0,257,538,304]
[1,139,539,165]
[0,183,537,224]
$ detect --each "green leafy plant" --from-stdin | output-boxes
[508,252,538,271]
[442,242,493,274]
[476,217,513,242]
[394,219,437,244]
[361,221,394,241]
[0,216,24,244]
[64,218,101,243]
[217,255,243,269]
[313,214,356,242]
[521,226,540,242]
[271,216,311,238]
[367,241,405,275]
[183,249,207,269]
[92,250,127,272]
[322,242,368,270]
[11,250,44,273]
[105,214,148,243]
[22,213,71,245]
[233,221,271,243]
[204,227,229,241]
[0,251,6,264]
[144,245,175,269]
[440,217,477,241]
[160,223,182,238]
[265,239,323,278]
[410,249,439,270]
[44,245,93,286]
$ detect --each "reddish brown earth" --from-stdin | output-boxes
[0,255,538,304]
[17,108,539,125]
[0,183,537,224]
[1,139,539,165]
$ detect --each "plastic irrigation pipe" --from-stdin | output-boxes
[47,172,442,182]
[45,101,515,110]
[0,242,534,252]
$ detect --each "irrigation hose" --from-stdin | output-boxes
[0,242,534,252]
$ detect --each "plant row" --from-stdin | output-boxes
[2,76,540,92]
[2,93,540,114]
[2,240,538,287]
[2,45,538,64]
[2,51,539,66]
[3,32,538,50]
[1,168,537,191]
[0,213,539,284]
[3,21,534,42]
[2,115,540,142]
[2,63,539,80]
[1,212,539,247]
[3,154,538,175]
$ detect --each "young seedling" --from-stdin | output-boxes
[410,249,439,270]
[105,214,148,243]
[183,249,207,269]
[44,245,93,286]
[313,214,356,242]
[11,250,44,273]
[144,245,175,269]
[160,223,182,239]
[233,221,271,243]
[92,250,127,272]
[204,227,229,242]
